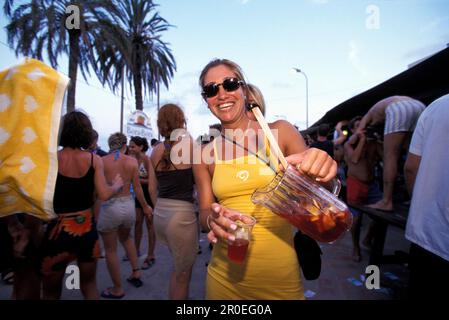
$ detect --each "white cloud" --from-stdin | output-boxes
[348,40,367,77]
[241,0,251,4]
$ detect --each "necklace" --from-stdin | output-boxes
[221,119,252,142]
[220,133,273,170]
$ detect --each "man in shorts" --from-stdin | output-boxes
[357,96,425,211]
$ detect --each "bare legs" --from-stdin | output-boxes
[101,228,141,297]
[136,208,156,268]
[42,269,65,300]
[134,208,144,255]
[145,218,156,260]
[118,227,141,280]
[368,132,407,211]
[79,261,100,299]
[169,267,193,300]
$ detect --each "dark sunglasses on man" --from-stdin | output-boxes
[202,77,245,99]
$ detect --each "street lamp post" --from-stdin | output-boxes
[292,67,309,129]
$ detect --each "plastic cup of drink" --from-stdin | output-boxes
[227,214,256,264]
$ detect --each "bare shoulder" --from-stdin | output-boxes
[151,142,164,162]
[124,154,138,167]
[265,119,304,155]
[152,142,165,156]
[269,119,293,130]
[143,154,151,165]
[268,120,298,135]
[92,153,104,168]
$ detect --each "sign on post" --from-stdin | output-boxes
[126,110,154,143]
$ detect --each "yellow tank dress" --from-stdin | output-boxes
[206,138,304,300]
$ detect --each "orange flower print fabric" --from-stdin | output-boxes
[40,211,99,275]
[60,213,92,237]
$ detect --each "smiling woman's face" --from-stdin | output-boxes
[127,141,141,155]
[203,64,246,125]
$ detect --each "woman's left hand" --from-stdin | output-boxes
[285,147,337,182]
[207,203,243,244]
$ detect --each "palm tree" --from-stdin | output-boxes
[3,0,108,112]
[90,0,176,111]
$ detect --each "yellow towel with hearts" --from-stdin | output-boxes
[0,59,69,221]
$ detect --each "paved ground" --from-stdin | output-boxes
[0,216,410,300]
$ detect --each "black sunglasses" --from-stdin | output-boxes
[201,77,245,98]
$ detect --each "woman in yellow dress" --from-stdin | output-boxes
[194,59,337,299]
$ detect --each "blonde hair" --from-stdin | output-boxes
[199,58,246,87]
[108,132,127,151]
[246,83,266,116]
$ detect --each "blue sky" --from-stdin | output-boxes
[1,0,449,149]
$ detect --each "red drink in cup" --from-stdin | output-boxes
[228,239,250,263]
[227,214,256,264]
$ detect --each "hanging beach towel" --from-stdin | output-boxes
[0,59,69,221]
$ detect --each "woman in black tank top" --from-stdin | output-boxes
[40,111,123,300]
[151,104,198,300]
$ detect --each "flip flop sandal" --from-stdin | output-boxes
[101,288,125,299]
[127,277,143,288]
[141,258,155,270]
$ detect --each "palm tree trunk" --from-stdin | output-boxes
[120,65,124,133]
[157,80,160,140]
[67,30,80,113]
[133,69,143,111]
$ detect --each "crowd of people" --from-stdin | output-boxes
[305,94,449,298]
[1,58,448,300]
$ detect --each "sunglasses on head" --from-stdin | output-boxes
[202,77,245,99]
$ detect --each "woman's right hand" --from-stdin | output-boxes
[207,203,241,244]
[285,148,337,182]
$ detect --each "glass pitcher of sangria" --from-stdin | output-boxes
[251,165,352,243]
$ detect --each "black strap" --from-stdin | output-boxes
[220,134,275,172]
